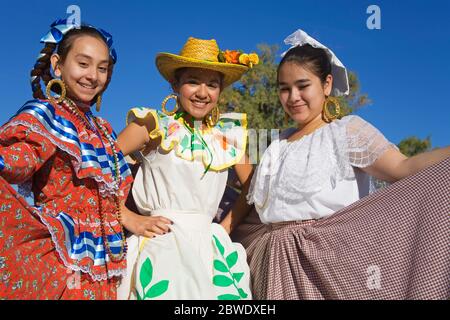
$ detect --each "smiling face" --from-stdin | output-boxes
[173,68,223,120]
[278,61,333,126]
[51,35,110,104]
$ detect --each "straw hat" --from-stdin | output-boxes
[156,37,249,88]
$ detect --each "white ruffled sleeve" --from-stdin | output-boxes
[345,115,397,168]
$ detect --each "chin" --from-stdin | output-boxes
[188,109,209,120]
[290,113,309,125]
[75,94,96,105]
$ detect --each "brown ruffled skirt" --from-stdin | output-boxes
[231,158,450,300]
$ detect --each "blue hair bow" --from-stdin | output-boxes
[40,18,117,63]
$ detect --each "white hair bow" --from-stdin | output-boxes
[282,29,349,96]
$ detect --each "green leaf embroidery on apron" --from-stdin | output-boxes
[145,280,169,299]
[217,294,241,300]
[213,260,228,273]
[137,257,169,300]
[225,251,238,268]
[213,235,225,256]
[213,275,234,287]
[212,235,249,300]
[232,272,244,282]
[238,288,248,299]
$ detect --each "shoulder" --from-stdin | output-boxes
[336,114,366,126]
[333,115,379,134]
[126,107,161,125]
[17,99,56,116]
[126,107,166,140]
[10,99,77,130]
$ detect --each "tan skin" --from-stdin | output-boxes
[117,67,254,238]
[51,36,109,109]
[220,61,450,234]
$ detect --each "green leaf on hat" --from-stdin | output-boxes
[213,275,233,287]
[218,51,225,63]
[214,259,228,273]
[226,251,238,269]
[145,280,169,299]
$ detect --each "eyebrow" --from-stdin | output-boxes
[75,54,109,64]
[278,79,311,86]
[185,75,220,83]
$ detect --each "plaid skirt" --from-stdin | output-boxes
[231,157,450,300]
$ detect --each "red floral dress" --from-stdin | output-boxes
[0,99,133,299]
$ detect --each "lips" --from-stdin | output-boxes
[289,104,307,113]
[78,82,97,91]
[191,100,209,109]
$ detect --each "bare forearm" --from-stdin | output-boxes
[364,146,450,182]
[117,121,149,156]
[400,146,450,178]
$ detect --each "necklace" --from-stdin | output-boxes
[63,98,127,263]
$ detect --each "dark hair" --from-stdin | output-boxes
[30,26,114,102]
[277,44,331,84]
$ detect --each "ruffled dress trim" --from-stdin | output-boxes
[247,115,397,209]
[0,100,132,198]
[127,107,248,171]
[0,99,133,281]
[35,207,127,281]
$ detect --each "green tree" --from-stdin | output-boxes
[398,136,432,157]
[219,43,371,131]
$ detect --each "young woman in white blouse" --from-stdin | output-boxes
[221,29,450,300]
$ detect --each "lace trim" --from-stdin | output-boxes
[247,116,395,206]
[0,120,120,198]
[77,219,120,228]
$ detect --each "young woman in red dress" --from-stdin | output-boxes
[0,19,134,299]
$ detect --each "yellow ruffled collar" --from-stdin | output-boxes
[127,108,248,172]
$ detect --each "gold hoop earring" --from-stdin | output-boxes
[206,105,220,127]
[46,79,66,104]
[322,96,341,123]
[161,94,179,116]
[96,95,102,112]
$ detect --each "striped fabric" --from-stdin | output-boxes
[13,100,131,182]
[56,212,124,266]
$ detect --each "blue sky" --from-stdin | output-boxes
[0,0,448,147]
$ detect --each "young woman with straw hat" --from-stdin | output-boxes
[115,37,258,300]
